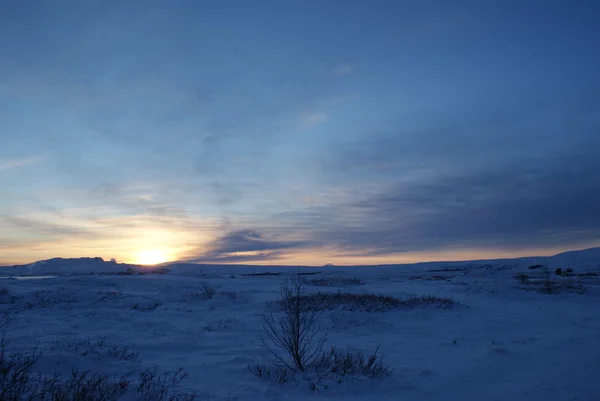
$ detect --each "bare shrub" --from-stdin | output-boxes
[261,274,326,372]
[58,338,139,362]
[539,265,585,294]
[137,367,196,401]
[541,265,556,294]
[558,276,586,294]
[219,290,237,300]
[0,336,197,400]
[314,346,392,381]
[0,288,20,306]
[37,370,131,401]
[106,345,139,362]
[25,289,78,309]
[131,301,163,311]
[248,363,291,384]
[0,336,42,401]
[256,276,393,388]
[203,316,239,332]
[181,292,202,302]
[408,275,450,281]
[516,266,586,295]
[199,282,217,300]
[94,290,126,304]
[58,337,107,356]
[305,277,363,287]
[514,273,529,285]
[487,341,511,355]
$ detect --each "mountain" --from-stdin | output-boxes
[549,247,600,267]
[1,247,600,276]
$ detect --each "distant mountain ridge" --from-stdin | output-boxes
[1,247,600,275]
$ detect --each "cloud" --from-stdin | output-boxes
[299,112,328,128]
[332,64,354,76]
[0,237,42,251]
[0,215,93,238]
[88,181,190,220]
[210,181,243,206]
[0,156,44,172]
[273,144,600,256]
[266,87,600,256]
[183,251,285,264]
[183,229,315,263]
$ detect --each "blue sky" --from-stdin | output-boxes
[1,0,599,265]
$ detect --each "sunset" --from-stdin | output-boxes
[2,1,599,267]
[0,2,599,399]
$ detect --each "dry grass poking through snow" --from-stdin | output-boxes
[0,338,197,400]
[252,274,447,390]
[303,277,364,287]
[514,266,587,295]
[314,346,392,380]
[51,337,140,362]
[270,291,456,312]
[0,316,197,401]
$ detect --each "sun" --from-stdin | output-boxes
[135,249,169,266]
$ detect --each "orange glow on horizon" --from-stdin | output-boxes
[202,243,600,267]
[133,249,171,265]
[2,220,599,268]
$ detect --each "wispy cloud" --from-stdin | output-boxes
[262,88,600,257]
[0,215,93,238]
[270,138,600,256]
[0,156,44,172]
[332,64,354,76]
[299,112,328,128]
[183,229,316,263]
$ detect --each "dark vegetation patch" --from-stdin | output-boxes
[241,272,282,277]
[514,267,587,294]
[271,292,456,312]
[0,332,196,400]
[428,267,468,272]
[305,277,363,287]
[296,271,323,276]
[137,268,171,276]
[408,275,451,281]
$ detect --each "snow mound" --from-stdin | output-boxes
[2,257,126,276]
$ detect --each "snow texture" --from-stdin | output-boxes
[1,249,599,400]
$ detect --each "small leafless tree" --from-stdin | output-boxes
[541,265,555,294]
[260,274,326,372]
[200,282,216,300]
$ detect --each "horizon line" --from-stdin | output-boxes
[2,246,598,269]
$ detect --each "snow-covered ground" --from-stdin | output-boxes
[1,249,600,400]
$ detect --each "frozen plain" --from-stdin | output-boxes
[1,249,599,401]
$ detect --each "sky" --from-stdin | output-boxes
[1,0,600,266]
